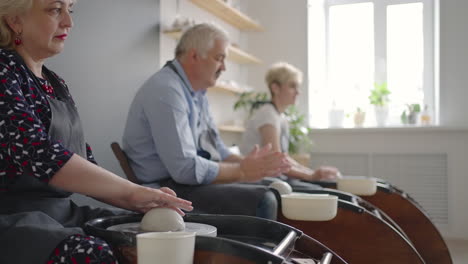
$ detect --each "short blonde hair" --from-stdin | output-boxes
[0,0,33,49]
[175,23,229,59]
[265,62,303,90]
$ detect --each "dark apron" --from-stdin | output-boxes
[0,65,123,264]
[161,61,273,217]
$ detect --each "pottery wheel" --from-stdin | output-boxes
[106,222,217,237]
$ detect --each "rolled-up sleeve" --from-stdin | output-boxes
[141,83,218,185]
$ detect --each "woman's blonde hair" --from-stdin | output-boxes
[0,0,33,49]
[175,23,229,59]
[265,62,303,89]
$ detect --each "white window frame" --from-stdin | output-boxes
[314,0,435,127]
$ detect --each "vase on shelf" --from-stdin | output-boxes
[328,109,345,128]
[374,105,388,126]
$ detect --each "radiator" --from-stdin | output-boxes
[309,152,449,228]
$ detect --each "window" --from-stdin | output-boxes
[308,0,435,128]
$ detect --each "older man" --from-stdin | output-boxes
[122,23,290,219]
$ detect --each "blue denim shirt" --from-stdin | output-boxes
[122,60,231,186]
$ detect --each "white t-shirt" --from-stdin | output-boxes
[239,103,289,155]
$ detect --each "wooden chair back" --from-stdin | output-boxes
[110,142,139,184]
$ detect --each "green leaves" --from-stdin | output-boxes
[401,103,421,124]
[407,103,421,113]
[369,82,391,106]
[233,91,269,116]
[285,105,313,154]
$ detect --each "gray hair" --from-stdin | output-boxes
[0,0,33,49]
[175,23,229,59]
[265,62,303,88]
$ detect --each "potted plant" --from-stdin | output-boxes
[233,92,313,166]
[285,105,313,156]
[353,107,366,127]
[401,103,421,125]
[233,91,269,116]
[369,82,391,126]
[232,91,269,126]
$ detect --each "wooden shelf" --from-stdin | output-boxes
[163,30,262,65]
[163,30,183,40]
[228,45,261,64]
[218,125,245,133]
[210,83,246,94]
[189,0,263,31]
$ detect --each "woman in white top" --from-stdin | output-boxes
[240,62,340,181]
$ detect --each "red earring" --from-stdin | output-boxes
[14,33,22,46]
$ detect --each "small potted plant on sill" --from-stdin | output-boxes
[353,107,366,127]
[401,103,421,125]
[369,82,391,126]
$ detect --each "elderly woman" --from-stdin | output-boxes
[240,62,340,181]
[0,0,192,263]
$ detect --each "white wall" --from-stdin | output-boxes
[439,0,468,126]
[245,0,468,239]
[245,0,309,115]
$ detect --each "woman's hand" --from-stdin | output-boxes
[49,155,193,215]
[127,186,193,216]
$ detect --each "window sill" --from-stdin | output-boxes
[310,125,468,134]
